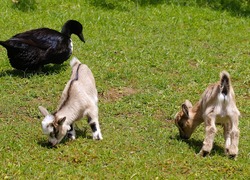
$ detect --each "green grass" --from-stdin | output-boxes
[0,0,249,179]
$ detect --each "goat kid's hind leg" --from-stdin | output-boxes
[199,117,217,157]
[228,115,239,158]
[223,123,231,155]
[87,108,103,140]
[67,124,76,140]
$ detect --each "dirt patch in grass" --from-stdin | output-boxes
[99,87,138,102]
[188,59,199,68]
[153,109,169,121]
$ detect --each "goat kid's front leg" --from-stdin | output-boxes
[199,117,217,157]
[67,124,76,140]
[88,115,103,140]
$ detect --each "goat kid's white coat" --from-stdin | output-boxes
[39,57,102,146]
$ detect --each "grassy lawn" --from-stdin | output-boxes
[0,0,249,179]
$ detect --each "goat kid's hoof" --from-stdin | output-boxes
[226,147,238,159]
[227,150,237,160]
[48,141,57,147]
[199,150,210,157]
[229,146,238,156]
[93,131,103,140]
[67,132,76,140]
[68,135,76,140]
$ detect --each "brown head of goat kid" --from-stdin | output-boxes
[39,57,102,146]
[174,71,240,158]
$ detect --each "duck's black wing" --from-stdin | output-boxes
[13,28,72,63]
[1,28,71,70]
[9,28,65,50]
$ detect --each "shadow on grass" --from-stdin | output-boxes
[174,135,225,157]
[37,127,92,149]
[74,126,93,140]
[90,0,250,17]
[11,0,37,12]
[37,140,55,149]
[0,64,67,78]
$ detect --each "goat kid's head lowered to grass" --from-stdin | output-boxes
[39,106,70,146]
[39,57,103,146]
[174,71,240,159]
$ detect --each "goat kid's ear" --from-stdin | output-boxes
[58,117,66,125]
[184,100,193,108]
[181,104,189,118]
[38,106,50,117]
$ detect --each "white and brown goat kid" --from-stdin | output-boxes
[175,71,240,158]
[39,57,102,146]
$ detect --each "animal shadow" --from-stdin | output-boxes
[37,126,92,149]
[75,126,93,140]
[174,135,225,157]
[12,0,37,12]
[37,139,55,149]
[0,64,67,78]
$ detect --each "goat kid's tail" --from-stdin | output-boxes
[70,56,81,68]
[220,71,231,96]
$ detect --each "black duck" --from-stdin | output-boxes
[0,20,85,71]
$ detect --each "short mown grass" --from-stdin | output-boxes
[0,0,249,179]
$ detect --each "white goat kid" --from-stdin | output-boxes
[39,57,102,146]
[174,71,240,158]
